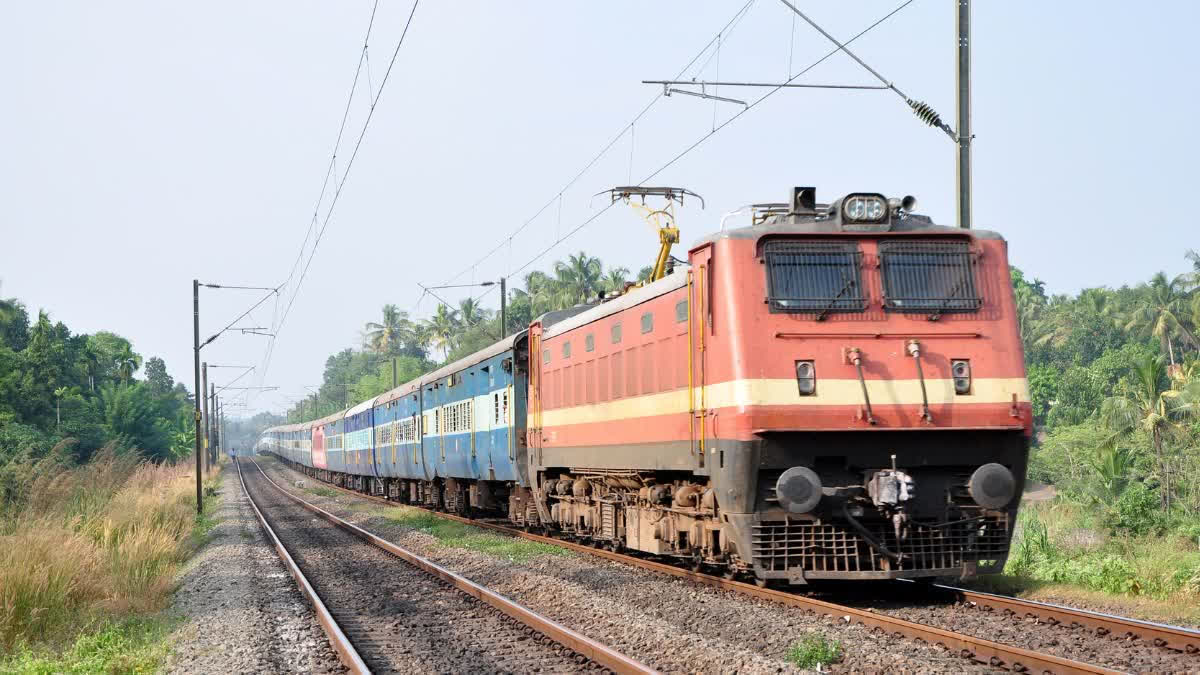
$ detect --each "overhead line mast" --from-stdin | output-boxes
[956,0,972,230]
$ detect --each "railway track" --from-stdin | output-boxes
[236,459,655,674]
[263,455,1200,674]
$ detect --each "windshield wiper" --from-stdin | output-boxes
[928,273,971,321]
[815,277,856,322]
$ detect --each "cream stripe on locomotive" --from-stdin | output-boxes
[539,377,1029,428]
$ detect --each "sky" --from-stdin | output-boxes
[2,1,1197,417]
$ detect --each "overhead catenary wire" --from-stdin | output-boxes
[776,0,955,139]
[256,1,915,414]
[201,287,280,349]
[481,0,920,296]
[642,0,919,185]
[434,0,759,291]
[252,0,421,406]
[275,0,382,305]
[272,0,420,334]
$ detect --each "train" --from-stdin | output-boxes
[260,186,1032,587]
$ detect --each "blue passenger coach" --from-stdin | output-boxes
[261,331,530,517]
[344,398,376,490]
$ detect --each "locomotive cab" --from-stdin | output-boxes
[700,187,1031,584]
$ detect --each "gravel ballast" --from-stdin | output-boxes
[856,591,1200,673]
[257,456,982,673]
[165,467,345,674]
[240,461,601,673]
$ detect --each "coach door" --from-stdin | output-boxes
[528,322,544,470]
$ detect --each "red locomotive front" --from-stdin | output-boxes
[527,187,1031,585]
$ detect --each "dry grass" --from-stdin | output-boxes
[0,444,216,659]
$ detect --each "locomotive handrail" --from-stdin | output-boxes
[774,331,981,339]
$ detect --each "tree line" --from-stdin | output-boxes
[1018,251,1200,528]
[0,283,195,471]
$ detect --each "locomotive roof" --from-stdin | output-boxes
[690,214,1005,247]
[541,271,687,340]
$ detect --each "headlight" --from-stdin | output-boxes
[795,360,816,395]
[952,359,971,394]
[842,194,888,223]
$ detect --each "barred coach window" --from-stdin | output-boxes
[879,240,981,316]
[763,241,866,315]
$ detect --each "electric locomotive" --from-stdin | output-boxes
[525,186,1029,585]
[261,186,1031,587]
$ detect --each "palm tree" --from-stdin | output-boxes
[523,270,561,316]
[457,297,489,328]
[81,345,101,392]
[602,266,631,295]
[1185,249,1200,290]
[554,251,602,305]
[1124,272,1197,367]
[364,304,414,356]
[53,386,69,427]
[1099,354,1182,509]
[421,304,459,361]
[115,346,142,383]
[636,266,655,283]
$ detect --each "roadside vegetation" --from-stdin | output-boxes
[972,253,1200,612]
[0,288,226,670]
[0,445,220,672]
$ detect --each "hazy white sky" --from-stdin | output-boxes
[3,1,1196,416]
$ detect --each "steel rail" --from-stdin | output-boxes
[234,459,370,674]
[260,457,1128,674]
[930,583,1200,655]
[246,459,656,675]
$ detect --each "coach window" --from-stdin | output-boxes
[585,334,594,352]
[542,348,551,364]
[675,300,688,323]
[641,312,654,334]
[562,341,571,359]
[611,322,622,344]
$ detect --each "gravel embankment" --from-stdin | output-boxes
[857,592,1200,673]
[256,456,982,673]
[165,467,345,674]
[241,462,603,673]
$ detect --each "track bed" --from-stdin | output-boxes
[241,460,636,673]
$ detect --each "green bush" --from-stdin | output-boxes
[785,634,842,669]
[1107,482,1165,536]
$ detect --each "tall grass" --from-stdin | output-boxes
[0,443,215,661]
[1003,501,1200,600]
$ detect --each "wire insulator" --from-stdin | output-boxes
[908,99,945,130]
